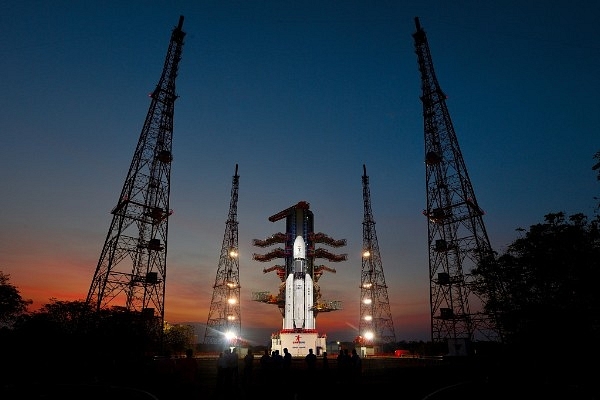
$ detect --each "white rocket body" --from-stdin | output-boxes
[283,235,314,330]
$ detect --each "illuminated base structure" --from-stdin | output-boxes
[252,201,346,357]
[271,330,326,357]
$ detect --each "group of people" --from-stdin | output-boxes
[336,348,362,382]
[256,347,328,372]
[258,347,361,377]
[216,348,241,388]
[216,346,362,393]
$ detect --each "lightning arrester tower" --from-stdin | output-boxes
[360,164,396,348]
[412,17,501,348]
[204,164,241,346]
[86,16,185,331]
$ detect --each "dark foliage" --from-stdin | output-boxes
[0,271,32,327]
[1,298,166,389]
[473,211,600,389]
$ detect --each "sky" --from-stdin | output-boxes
[1,1,599,346]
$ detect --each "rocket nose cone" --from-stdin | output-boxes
[293,235,306,259]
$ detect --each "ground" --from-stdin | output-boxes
[1,354,597,399]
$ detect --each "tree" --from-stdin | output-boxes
[11,299,99,367]
[474,212,600,361]
[0,271,32,328]
[6,298,165,385]
[164,323,195,355]
[593,151,600,210]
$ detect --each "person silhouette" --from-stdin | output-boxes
[305,348,317,371]
[282,347,292,371]
[176,349,199,397]
[243,348,254,386]
[322,351,329,372]
[350,348,362,380]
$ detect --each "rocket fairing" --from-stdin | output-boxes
[283,235,315,330]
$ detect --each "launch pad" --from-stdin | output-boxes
[252,201,346,356]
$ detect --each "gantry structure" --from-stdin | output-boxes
[86,17,185,334]
[412,17,501,348]
[204,165,242,346]
[251,201,346,319]
[359,164,396,347]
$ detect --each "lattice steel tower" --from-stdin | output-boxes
[86,16,185,331]
[412,17,500,347]
[204,164,241,346]
[359,164,396,347]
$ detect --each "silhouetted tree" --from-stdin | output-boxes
[4,298,165,387]
[593,150,600,180]
[163,323,195,355]
[593,150,600,210]
[0,271,32,328]
[473,211,600,384]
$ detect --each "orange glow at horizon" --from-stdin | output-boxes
[3,250,431,343]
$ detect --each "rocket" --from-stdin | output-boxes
[284,235,314,330]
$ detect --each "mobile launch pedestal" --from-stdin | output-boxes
[252,201,346,356]
[273,329,324,357]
